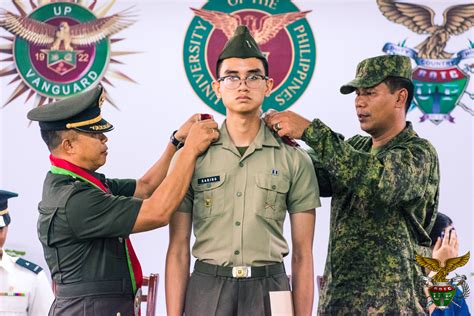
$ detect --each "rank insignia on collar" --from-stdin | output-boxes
[271,169,279,176]
[198,176,220,185]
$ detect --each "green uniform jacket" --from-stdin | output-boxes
[302,119,439,315]
[37,172,142,301]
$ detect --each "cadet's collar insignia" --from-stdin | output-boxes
[198,176,220,185]
[271,169,279,176]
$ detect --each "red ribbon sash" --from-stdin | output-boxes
[50,155,143,292]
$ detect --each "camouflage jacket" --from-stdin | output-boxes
[302,119,440,315]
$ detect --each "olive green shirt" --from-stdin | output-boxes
[178,120,320,267]
[302,119,439,315]
[38,172,142,287]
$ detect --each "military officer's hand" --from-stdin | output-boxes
[263,110,311,139]
[174,113,213,143]
[182,119,219,156]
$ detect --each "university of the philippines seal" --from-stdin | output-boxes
[183,0,316,115]
[0,0,137,108]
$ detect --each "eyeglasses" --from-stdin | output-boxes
[217,74,269,90]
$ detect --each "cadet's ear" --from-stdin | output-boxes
[265,78,274,97]
[212,81,221,99]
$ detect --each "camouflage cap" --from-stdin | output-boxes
[27,84,113,133]
[217,25,268,75]
[340,55,412,94]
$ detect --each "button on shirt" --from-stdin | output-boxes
[178,120,321,267]
[0,252,54,315]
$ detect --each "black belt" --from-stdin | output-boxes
[194,261,285,279]
[55,279,131,298]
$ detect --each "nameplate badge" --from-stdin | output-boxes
[198,176,220,185]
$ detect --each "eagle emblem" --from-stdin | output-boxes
[183,0,316,115]
[377,0,474,59]
[191,8,309,45]
[416,252,470,282]
[0,7,134,51]
[377,0,474,124]
[0,0,138,107]
[416,252,470,310]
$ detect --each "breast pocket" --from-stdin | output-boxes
[191,173,226,219]
[255,174,290,221]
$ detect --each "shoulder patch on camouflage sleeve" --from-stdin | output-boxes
[15,258,43,274]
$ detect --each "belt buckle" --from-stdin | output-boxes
[134,288,142,316]
[232,266,251,278]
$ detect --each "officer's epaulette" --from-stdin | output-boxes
[15,258,43,274]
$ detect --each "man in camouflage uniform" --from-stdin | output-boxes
[265,55,440,314]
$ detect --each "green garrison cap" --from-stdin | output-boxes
[340,55,413,94]
[27,85,113,133]
[217,25,268,74]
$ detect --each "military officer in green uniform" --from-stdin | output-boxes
[27,85,219,315]
[166,26,321,316]
[265,55,440,314]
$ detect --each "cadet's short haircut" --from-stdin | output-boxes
[216,58,269,78]
[40,130,76,151]
[383,76,414,113]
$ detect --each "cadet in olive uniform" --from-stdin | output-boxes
[265,55,440,314]
[27,85,219,315]
[0,190,54,315]
[166,26,321,316]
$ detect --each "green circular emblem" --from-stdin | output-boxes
[183,0,316,115]
[13,2,109,98]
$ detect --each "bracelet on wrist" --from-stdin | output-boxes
[170,130,184,149]
[426,297,435,308]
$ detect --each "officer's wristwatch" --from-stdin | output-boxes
[170,130,184,149]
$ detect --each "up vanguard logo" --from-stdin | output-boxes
[183,0,316,115]
[0,0,137,108]
[377,0,474,124]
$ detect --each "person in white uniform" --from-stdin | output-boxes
[0,190,54,315]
